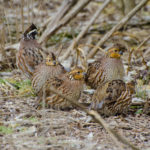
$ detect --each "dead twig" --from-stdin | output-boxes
[0,72,13,76]
[60,0,111,61]
[141,55,149,70]
[127,48,134,75]
[79,43,105,53]
[48,86,140,150]
[136,35,150,50]
[131,101,149,106]
[136,35,150,70]
[88,0,149,58]
[42,85,46,119]
[39,0,91,44]
[127,35,150,74]
[0,94,33,100]
[4,43,19,51]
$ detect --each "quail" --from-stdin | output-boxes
[90,80,134,116]
[38,67,86,110]
[16,24,47,78]
[85,47,125,89]
[32,52,66,93]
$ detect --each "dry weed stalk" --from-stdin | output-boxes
[79,43,105,53]
[21,0,24,33]
[113,31,140,42]
[42,85,46,118]
[141,54,149,70]
[136,35,150,70]
[75,47,88,71]
[127,48,134,75]
[74,44,105,70]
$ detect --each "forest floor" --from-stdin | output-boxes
[0,90,150,150]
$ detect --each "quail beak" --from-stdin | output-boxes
[119,50,123,55]
[34,29,38,35]
[82,72,87,78]
[53,61,56,65]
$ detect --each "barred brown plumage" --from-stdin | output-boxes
[85,47,125,89]
[32,52,66,93]
[90,80,134,116]
[16,24,47,79]
[37,67,86,110]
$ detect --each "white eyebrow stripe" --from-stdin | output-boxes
[28,29,37,35]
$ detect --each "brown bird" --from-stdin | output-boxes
[38,67,86,110]
[32,52,66,93]
[16,24,47,78]
[90,80,134,116]
[85,47,125,89]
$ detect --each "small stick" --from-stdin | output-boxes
[136,35,150,70]
[4,43,20,51]
[88,0,149,58]
[127,35,150,74]
[136,35,150,50]
[56,45,63,58]
[77,47,88,71]
[127,48,134,75]
[42,85,46,119]
[79,43,105,53]
[21,0,24,33]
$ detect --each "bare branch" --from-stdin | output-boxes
[39,0,91,44]
[60,0,111,61]
[136,35,150,50]
[136,35,150,70]
[88,0,149,58]
[4,43,19,51]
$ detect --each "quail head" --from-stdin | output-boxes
[38,67,86,110]
[90,79,134,116]
[32,52,66,93]
[16,24,47,79]
[85,47,125,89]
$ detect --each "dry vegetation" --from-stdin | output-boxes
[0,0,150,150]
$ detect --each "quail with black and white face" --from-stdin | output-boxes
[16,24,48,79]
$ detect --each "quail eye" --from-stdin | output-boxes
[77,71,80,74]
[115,50,118,52]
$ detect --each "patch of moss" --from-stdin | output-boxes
[23,116,38,122]
[17,80,35,96]
[0,78,36,97]
[135,109,143,114]
[48,31,78,45]
[135,90,147,100]
[130,105,143,109]
[0,78,5,84]
[0,126,13,134]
